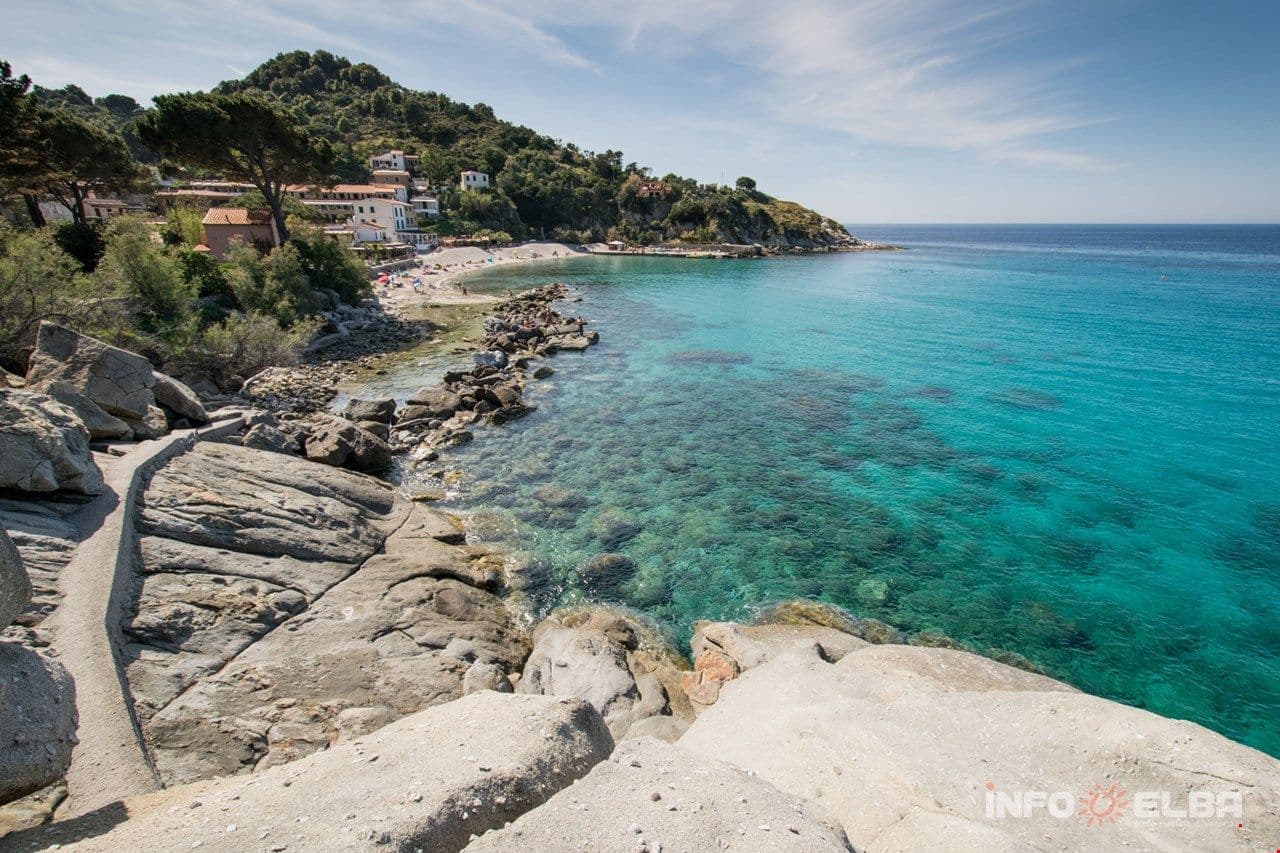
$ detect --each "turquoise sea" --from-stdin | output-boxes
[374,225,1280,755]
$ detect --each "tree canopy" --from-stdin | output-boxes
[138,91,335,240]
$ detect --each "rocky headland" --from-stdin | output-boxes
[0,285,1277,851]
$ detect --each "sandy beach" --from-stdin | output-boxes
[374,241,593,311]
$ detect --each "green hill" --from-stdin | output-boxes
[209,51,859,248]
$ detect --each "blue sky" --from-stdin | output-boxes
[3,0,1278,223]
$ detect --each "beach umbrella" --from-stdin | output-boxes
[377,274,390,283]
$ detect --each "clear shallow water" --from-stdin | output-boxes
[366,225,1280,756]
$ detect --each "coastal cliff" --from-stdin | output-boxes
[1,287,1278,850]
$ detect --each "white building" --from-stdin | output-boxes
[352,197,411,233]
[411,195,440,218]
[460,170,490,191]
[369,150,420,173]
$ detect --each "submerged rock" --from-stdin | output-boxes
[575,552,637,592]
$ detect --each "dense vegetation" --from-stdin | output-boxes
[0,213,367,388]
[1,59,370,388]
[212,51,857,247]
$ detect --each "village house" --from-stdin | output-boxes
[368,150,420,173]
[639,180,670,199]
[155,180,255,212]
[284,183,402,204]
[410,195,440,218]
[371,169,412,196]
[36,192,144,223]
[460,170,490,191]
[200,207,280,260]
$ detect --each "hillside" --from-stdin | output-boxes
[207,51,859,248]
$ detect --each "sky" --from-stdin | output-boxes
[3,0,1279,223]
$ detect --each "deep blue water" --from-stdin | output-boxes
[369,225,1280,755]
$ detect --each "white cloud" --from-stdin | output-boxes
[491,0,1106,170]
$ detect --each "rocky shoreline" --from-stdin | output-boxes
[1,285,1278,850]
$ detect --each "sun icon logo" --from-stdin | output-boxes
[1078,782,1130,827]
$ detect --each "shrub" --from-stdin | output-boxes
[289,228,370,304]
[173,310,320,390]
[0,226,104,371]
[52,219,107,271]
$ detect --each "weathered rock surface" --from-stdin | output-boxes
[126,443,530,785]
[40,381,130,440]
[240,422,298,454]
[682,618,867,709]
[341,396,395,424]
[0,497,81,647]
[15,693,613,853]
[0,643,77,804]
[0,390,103,494]
[303,413,392,473]
[517,607,689,739]
[0,528,31,629]
[25,322,155,420]
[466,736,853,852]
[137,442,399,562]
[679,641,1280,851]
[151,371,208,424]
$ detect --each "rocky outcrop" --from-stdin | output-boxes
[25,323,156,420]
[0,528,31,629]
[467,736,853,852]
[517,607,690,739]
[682,618,867,709]
[23,323,206,435]
[125,442,529,785]
[679,639,1280,851]
[14,693,613,853]
[0,390,103,494]
[151,372,208,424]
[0,644,77,805]
[301,412,391,472]
[40,381,130,440]
[0,538,77,807]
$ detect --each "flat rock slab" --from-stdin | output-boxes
[0,494,84,648]
[679,642,1280,851]
[138,442,403,563]
[14,693,614,853]
[126,446,531,785]
[466,735,852,851]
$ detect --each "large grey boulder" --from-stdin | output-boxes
[16,693,612,853]
[0,528,31,629]
[517,607,690,739]
[0,643,77,804]
[151,371,207,424]
[679,641,1280,851]
[341,397,395,424]
[303,413,392,473]
[25,322,156,420]
[0,389,103,494]
[40,381,131,440]
[467,736,853,852]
